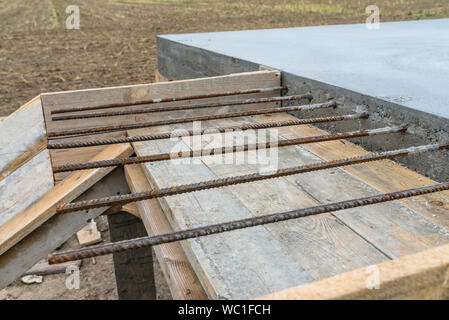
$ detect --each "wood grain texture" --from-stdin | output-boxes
[127,70,327,299]
[125,165,208,300]
[180,117,388,281]
[41,70,282,135]
[239,113,449,258]
[0,168,130,289]
[0,143,133,256]
[0,149,53,227]
[0,96,47,182]
[283,119,449,229]
[131,112,449,298]
[259,243,449,300]
[132,136,314,299]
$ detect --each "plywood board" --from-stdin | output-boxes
[0,149,53,227]
[0,96,46,182]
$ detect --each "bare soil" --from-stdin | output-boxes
[1,0,448,300]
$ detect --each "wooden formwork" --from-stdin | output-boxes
[0,69,448,299]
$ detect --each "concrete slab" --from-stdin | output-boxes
[160,19,449,119]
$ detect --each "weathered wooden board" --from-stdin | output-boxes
[0,168,129,289]
[0,149,53,227]
[260,242,449,300]
[186,113,449,259]
[125,165,207,300]
[0,96,46,182]
[131,110,449,298]
[40,70,282,135]
[279,120,449,229]
[0,143,133,256]
[132,136,314,299]
[178,117,389,281]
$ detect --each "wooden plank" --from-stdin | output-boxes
[0,168,129,289]
[211,113,449,259]
[0,143,133,256]
[179,118,389,281]
[40,70,282,135]
[108,211,156,300]
[124,165,207,300]
[127,71,325,299]
[259,243,449,300]
[0,96,46,182]
[135,111,449,297]
[0,149,53,227]
[132,136,314,299]
[281,118,449,229]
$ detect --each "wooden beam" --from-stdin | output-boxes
[259,243,449,300]
[124,165,207,300]
[40,70,281,136]
[0,143,133,255]
[0,96,47,182]
[0,168,130,289]
[0,150,53,227]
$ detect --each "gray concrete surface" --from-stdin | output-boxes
[157,19,449,182]
[159,19,449,120]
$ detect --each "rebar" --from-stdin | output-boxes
[47,112,368,149]
[47,98,333,138]
[52,93,305,121]
[51,86,288,115]
[52,125,406,173]
[55,142,449,214]
[48,181,449,264]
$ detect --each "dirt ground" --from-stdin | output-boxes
[1,0,448,300]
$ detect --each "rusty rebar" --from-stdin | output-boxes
[47,98,332,138]
[48,181,449,264]
[52,125,405,173]
[51,92,304,121]
[47,112,368,149]
[51,86,288,115]
[55,142,449,214]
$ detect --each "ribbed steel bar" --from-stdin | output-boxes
[55,142,449,214]
[52,93,304,121]
[48,112,367,149]
[51,86,288,115]
[52,125,406,173]
[48,181,449,264]
[47,97,331,138]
